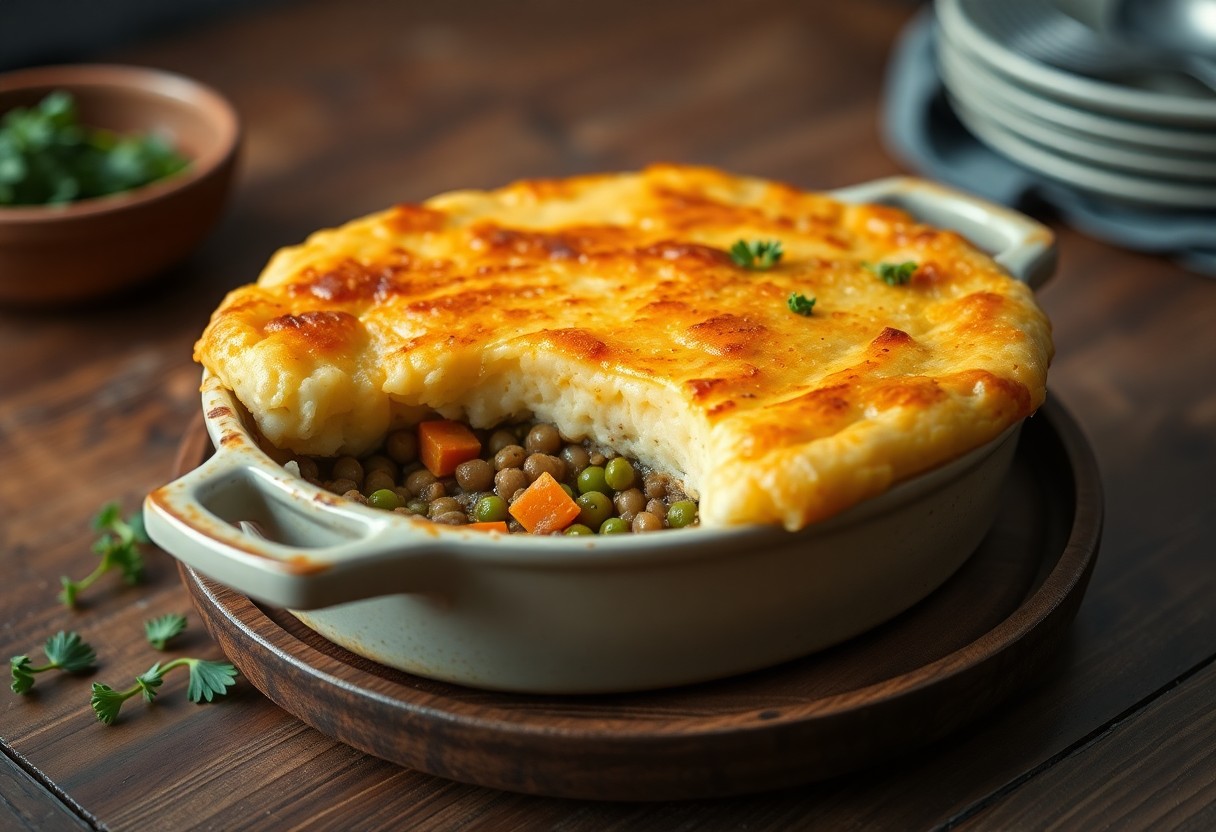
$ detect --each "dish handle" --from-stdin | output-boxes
[143,450,454,610]
[830,177,1056,289]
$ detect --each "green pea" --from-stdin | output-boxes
[406,498,429,516]
[367,488,401,511]
[576,491,612,529]
[560,483,576,499]
[564,524,594,536]
[577,465,609,495]
[599,517,629,535]
[473,494,508,523]
[604,457,636,491]
[667,500,698,528]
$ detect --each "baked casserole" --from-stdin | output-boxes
[194,164,1052,531]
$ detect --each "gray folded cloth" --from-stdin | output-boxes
[881,8,1216,276]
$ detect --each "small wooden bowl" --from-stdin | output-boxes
[0,64,240,305]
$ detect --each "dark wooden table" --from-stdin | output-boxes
[3,1,1214,829]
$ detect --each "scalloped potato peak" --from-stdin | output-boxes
[194,164,1052,530]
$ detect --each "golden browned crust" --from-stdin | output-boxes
[195,164,1052,529]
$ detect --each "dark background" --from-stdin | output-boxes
[1,0,283,70]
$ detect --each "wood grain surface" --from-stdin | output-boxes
[2,0,1214,829]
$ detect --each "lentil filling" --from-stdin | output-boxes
[282,420,700,535]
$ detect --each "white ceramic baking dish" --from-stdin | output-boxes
[144,176,1055,694]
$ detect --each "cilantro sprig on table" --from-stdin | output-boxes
[59,503,150,608]
[10,631,97,694]
[144,613,188,651]
[91,658,238,724]
[11,504,241,723]
[730,239,783,270]
[90,614,238,723]
[0,91,189,206]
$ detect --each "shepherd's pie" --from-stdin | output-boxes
[194,164,1052,530]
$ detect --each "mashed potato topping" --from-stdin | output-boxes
[194,165,1052,530]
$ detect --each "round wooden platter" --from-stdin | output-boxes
[174,397,1102,802]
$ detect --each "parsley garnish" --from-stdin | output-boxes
[0,91,189,206]
[144,614,188,651]
[60,503,150,608]
[90,658,238,724]
[787,292,816,316]
[865,260,919,286]
[10,631,97,694]
[730,239,783,270]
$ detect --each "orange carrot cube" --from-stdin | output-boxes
[418,420,482,477]
[508,472,581,534]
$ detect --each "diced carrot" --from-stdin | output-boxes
[467,521,509,533]
[418,420,482,476]
[508,472,581,534]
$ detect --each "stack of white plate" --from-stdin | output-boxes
[935,0,1216,210]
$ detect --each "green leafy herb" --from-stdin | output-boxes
[59,503,150,608]
[183,659,238,703]
[730,239,783,270]
[90,658,238,724]
[0,91,189,207]
[9,657,34,694]
[144,613,188,651]
[787,292,816,316]
[88,684,133,724]
[10,631,97,694]
[865,260,919,286]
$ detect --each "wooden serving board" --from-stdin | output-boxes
[175,397,1102,801]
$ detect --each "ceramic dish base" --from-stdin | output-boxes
[174,396,1101,801]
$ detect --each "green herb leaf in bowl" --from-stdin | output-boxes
[0,91,189,207]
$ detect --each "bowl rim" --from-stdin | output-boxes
[0,63,240,223]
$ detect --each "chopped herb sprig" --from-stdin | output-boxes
[730,239,783,270]
[787,292,816,316]
[144,614,188,651]
[60,503,150,608]
[10,631,97,694]
[865,260,919,286]
[90,658,238,724]
[0,91,190,206]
